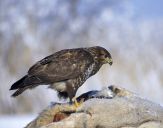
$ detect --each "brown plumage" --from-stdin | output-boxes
[10,46,113,101]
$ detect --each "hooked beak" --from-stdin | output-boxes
[106,58,113,65]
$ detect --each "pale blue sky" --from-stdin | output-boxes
[133,0,163,19]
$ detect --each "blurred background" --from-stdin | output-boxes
[0,0,163,127]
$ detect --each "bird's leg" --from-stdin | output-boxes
[72,96,79,107]
[67,86,84,108]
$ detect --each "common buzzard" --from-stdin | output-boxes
[10,46,113,102]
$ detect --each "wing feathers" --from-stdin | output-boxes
[27,49,94,82]
[10,75,43,90]
[10,75,27,90]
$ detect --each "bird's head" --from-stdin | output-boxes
[88,46,113,65]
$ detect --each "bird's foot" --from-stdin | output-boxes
[72,97,84,108]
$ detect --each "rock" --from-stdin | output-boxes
[25,85,163,128]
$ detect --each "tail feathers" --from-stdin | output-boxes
[11,88,27,97]
[10,75,43,97]
[10,75,27,90]
[10,75,42,90]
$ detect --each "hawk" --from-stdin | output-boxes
[10,46,113,103]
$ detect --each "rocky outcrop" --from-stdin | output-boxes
[25,85,163,128]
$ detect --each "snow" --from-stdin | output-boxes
[0,115,36,128]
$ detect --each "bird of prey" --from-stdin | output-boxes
[10,46,113,104]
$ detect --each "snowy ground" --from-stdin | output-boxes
[0,115,36,128]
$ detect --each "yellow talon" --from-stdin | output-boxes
[72,97,84,108]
